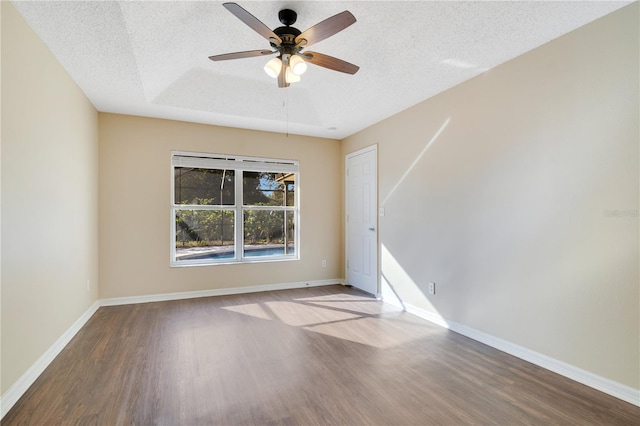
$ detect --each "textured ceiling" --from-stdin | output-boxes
[12,1,631,139]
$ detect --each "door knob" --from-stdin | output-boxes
[369,227,376,231]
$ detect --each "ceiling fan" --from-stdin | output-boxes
[209,2,360,88]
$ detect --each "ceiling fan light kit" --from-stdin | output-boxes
[264,57,282,78]
[289,54,307,76]
[285,66,301,84]
[262,53,307,83]
[209,2,360,88]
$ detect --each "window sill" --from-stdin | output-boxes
[170,256,300,268]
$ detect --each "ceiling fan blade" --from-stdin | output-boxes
[304,52,359,75]
[277,60,290,88]
[209,50,275,61]
[223,3,282,45]
[295,11,356,47]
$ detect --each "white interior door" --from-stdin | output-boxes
[346,146,378,296]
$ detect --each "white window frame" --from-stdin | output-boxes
[170,151,300,267]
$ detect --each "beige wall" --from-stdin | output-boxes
[99,114,342,299]
[343,4,639,389]
[1,1,99,395]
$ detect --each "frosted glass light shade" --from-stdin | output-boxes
[289,54,307,75]
[264,57,282,78]
[285,67,300,83]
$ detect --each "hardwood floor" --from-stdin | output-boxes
[4,285,638,425]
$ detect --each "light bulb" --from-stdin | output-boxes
[264,57,282,79]
[285,66,300,83]
[289,54,307,76]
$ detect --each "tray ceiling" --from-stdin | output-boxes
[11,1,631,139]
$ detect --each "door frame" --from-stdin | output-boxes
[345,144,379,297]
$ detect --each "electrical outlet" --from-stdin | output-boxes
[86,280,90,293]
[428,282,436,295]
[321,259,327,267]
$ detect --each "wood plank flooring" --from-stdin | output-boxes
[3,285,638,425]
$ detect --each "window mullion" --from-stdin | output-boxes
[173,204,233,211]
[235,169,244,260]
[242,205,293,211]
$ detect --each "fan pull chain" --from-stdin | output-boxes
[285,90,289,137]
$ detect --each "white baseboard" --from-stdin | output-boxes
[0,301,100,418]
[100,279,342,306]
[395,300,640,407]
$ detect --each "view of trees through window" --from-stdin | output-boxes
[173,164,297,264]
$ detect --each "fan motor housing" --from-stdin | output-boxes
[274,8,301,42]
[274,26,301,38]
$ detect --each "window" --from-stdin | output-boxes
[171,152,299,266]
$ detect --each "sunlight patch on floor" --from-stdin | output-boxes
[263,301,361,327]
[304,316,437,349]
[222,303,273,321]
[294,293,377,302]
[302,300,400,316]
[218,289,442,349]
